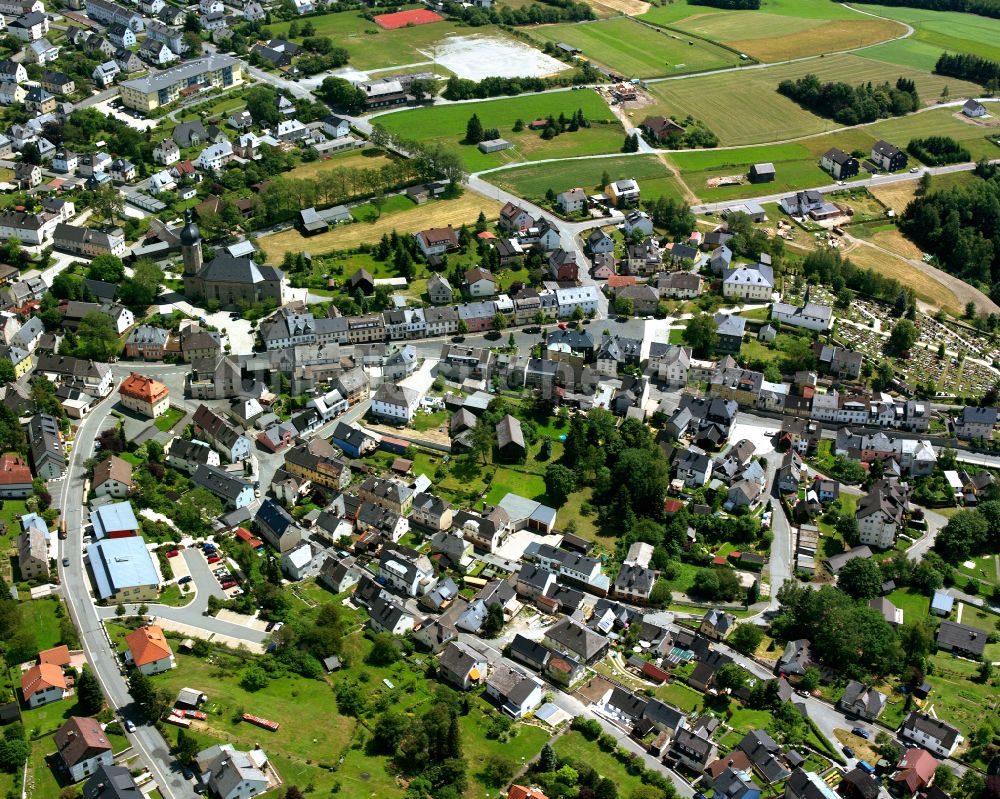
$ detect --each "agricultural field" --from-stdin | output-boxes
[486,154,687,204]
[526,17,739,78]
[258,193,502,260]
[264,8,474,71]
[860,4,1000,64]
[640,0,905,61]
[642,53,981,146]
[375,90,625,171]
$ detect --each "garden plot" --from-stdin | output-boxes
[424,34,570,80]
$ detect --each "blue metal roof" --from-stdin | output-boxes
[87,537,158,599]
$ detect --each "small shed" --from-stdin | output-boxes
[323,655,342,672]
[176,687,207,708]
[749,162,776,183]
[478,138,512,154]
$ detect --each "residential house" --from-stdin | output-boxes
[871,140,907,172]
[415,226,459,257]
[21,662,66,707]
[17,513,49,580]
[255,499,303,553]
[196,744,270,799]
[124,625,174,675]
[28,413,65,478]
[820,147,860,180]
[371,383,420,424]
[54,716,114,783]
[119,373,170,419]
[93,455,133,499]
[485,660,544,718]
[543,618,609,665]
[839,680,887,721]
[439,641,488,691]
[892,749,937,795]
[936,620,987,658]
[900,712,963,758]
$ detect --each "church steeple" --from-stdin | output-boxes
[180,208,202,277]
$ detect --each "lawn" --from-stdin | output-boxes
[258,193,502,260]
[350,193,414,223]
[410,409,450,433]
[653,680,706,713]
[553,730,650,796]
[461,696,548,793]
[154,406,186,432]
[526,17,738,78]
[859,4,1000,63]
[488,154,686,204]
[957,554,998,587]
[643,53,980,146]
[375,90,625,172]
[959,603,999,632]
[25,598,66,652]
[265,8,476,71]
[483,467,548,506]
[924,651,1000,743]
[284,148,396,182]
[886,587,932,621]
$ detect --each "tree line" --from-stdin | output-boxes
[852,0,1000,20]
[445,0,595,26]
[907,135,971,166]
[442,68,599,101]
[899,167,1000,292]
[799,247,910,306]
[689,0,760,8]
[777,74,921,125]
[934,51,1000,89]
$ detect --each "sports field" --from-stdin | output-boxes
[858,4,1000,63]
[641,0,904,61]
[375,90,625,171]
[266,9,471,70]
[642,53,981,145]
[485,154,687,203]
[526,17,738,78]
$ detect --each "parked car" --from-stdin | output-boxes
[207,555,222,564]
[124,720,136,733]
[852,727,871,739]
[220,580,236,590]
[62,557,69,567]
[166,550,179,558]
[843,746,855,758]
[178,576,192,584]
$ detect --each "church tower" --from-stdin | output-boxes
[180,209,202,278]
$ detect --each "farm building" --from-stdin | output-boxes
[478,138,512,154]
[748,162,775,183]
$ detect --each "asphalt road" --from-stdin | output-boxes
[54,385,196,799]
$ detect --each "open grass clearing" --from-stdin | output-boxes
[284,148,397,181]
[886,587,932,621]
[924,651,999,741]
[858,3,1000,63]
[653,680,706,713]
[868,107,1000,161]
[258,193,502,260]
[526,17,738,78]
[487,154,684,204]
[154,405,186,433]
[666,142,833,203]
[553,730,650,795]
[644,53,980,146]
[840,236,962,314]
[375,90,624,171]
[265,9,474,71]
[861,37,949,72]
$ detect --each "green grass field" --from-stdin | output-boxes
[666,141,837,202]
[859,4,1000,63]
[526,17,738,78]
[553,731,651,796]
[868,106,1000,161]
[487,154,685,203]
[642,52,980,146]
[640,0,905,61]
[376,90,625,171]
[265,8,473,71]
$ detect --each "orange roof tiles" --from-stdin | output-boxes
[120,372,169,404]
[125,625,173,667]
[22,662,66,699]
[39,645,71,667]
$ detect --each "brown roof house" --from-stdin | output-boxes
[54,716,114,783]
[92,455,133,499]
